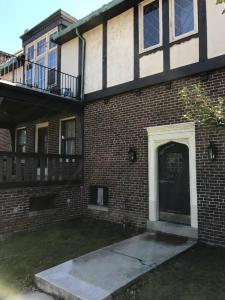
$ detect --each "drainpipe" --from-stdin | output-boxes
[76,28,86,101]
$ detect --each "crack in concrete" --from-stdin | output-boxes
[108,249,157,268]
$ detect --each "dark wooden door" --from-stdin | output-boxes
[158,142,190,216]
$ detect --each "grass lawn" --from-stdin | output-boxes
[0,219,129,299]
[1,221,225,300]
[117,244,225,300]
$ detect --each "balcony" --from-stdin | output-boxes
[0,152,82,188]
[0,51,80,100]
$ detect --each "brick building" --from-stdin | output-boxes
[1,0,225,246]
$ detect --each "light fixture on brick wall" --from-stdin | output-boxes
[207,141,217,161]
[128,147,137,163]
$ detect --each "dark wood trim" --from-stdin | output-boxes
[198,0,207,62]
[162,0,170,72]
[84,54,225,103]
[134,5,139,80]
[139,46,164,58]
[103,21,108,89]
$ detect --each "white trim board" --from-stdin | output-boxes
[146,122,198,229]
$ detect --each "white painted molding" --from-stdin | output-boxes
[146,122,198,229]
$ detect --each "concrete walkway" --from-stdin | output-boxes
[35,232,196,300]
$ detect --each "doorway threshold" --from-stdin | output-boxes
[147,220,198,239]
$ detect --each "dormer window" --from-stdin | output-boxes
[171,0,198,41]
[139,0,162,52]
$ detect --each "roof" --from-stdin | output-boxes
[54,0,129,44]
[20,9,77,43]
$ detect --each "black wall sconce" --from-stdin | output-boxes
[128,147,137,163]
[207,142,217,161]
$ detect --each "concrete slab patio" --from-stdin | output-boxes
[35,232,196,300]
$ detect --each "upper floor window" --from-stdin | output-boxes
[171,0,197,40]
[60,118,76,155]
[49,32,57,49]
[37,38,46,56]
[140,0,162,52]
[27,46,34,61]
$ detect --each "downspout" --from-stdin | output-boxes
[76,28,86,101]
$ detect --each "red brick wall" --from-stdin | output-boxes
[83,68,225,246]
[0,129,11,151]
[0,184,84,240]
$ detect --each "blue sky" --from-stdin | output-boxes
[1,0,109,54]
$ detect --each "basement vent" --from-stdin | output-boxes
[89,186,108,207]
[29,194,56,211]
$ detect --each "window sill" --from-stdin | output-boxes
[88,205,109,212]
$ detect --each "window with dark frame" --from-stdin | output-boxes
[49,32,57,49]
[61,119,76,155]
[16,128,27,153]
[89,186,109,207]
[143,0,160,50]
[174,0,195,37]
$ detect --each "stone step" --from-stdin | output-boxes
[147,220,198,239]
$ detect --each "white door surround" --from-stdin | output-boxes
[146,122,198,229]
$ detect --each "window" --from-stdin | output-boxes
[27,46,34,61]
[26,63,33,86]
[35,57,46,89]
[29,194,55,211]
[172,0,196,39]
[48,50,57,86]
[61,119,76,155]
[16,128,26,153]
[37,38,46,56]
[49,32,57,49]
[89,186,108,207]
[140,0,162,51]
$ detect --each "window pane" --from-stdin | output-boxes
[37,38,46,56]
[27,46,34,60]
[65,120,75,138]
[26,63,33,86]
[35,57,46,89]
[17,129,26,153]
[174,0,194,37]
[49,32,57,49]
[65,140,75,155]
[48,50,57,69]
[143,0,160,49]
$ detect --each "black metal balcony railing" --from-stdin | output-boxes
[0,152,82,188]
[0,52,80,99]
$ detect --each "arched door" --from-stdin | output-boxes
[158,142,190,224]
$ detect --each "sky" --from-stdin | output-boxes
[0,0,109,54]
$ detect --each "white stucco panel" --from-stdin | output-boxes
[84,25,103,94]
[170,38,199,69]
[107,9,134,87]
[140,50,164,78]
[207,1,225,59]
[61,38,79,77]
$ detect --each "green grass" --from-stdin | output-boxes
[0,219,129,299]
[117,244,225,300]
[2,221,225,300]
